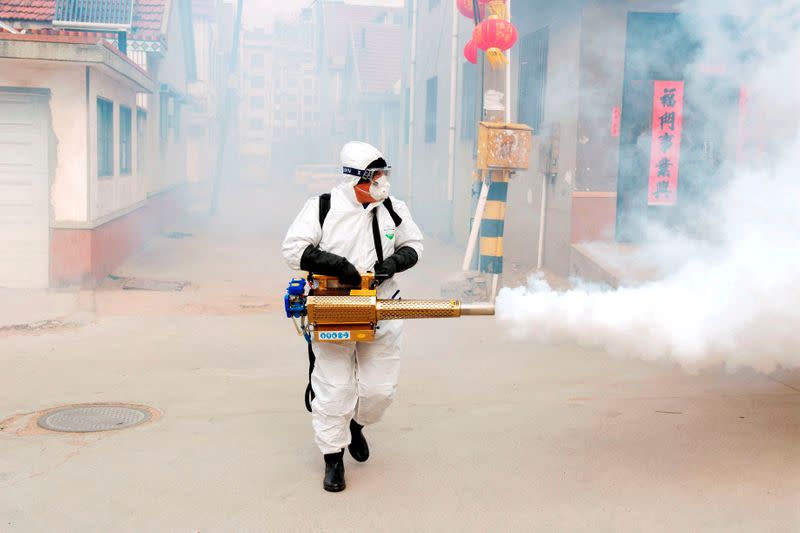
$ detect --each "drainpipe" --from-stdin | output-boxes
[446,0,459,202]
[505,0,512,124]
[537,173,547,269]
[405,0,418,205]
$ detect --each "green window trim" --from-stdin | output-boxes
[119,105,132,175]
[97,97,114,177]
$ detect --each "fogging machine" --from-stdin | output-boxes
[285,273,495,342]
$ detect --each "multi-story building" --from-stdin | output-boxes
[239,27,273,178]
[185,0,238,189]
[313,1,404,165]
[239,13,316,180]
[239,2,406,180]
[341,22,403,165]
[404,0,749,281]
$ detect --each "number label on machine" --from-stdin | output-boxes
[317,331,352,342]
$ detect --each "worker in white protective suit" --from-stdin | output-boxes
[282,141,424,492]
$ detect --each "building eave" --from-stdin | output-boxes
[0,35,156,92]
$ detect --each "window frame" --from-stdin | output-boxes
[119,105,132,175]
[425,76,438,143]
[518,27,550,135]
[97,97,114,178]
[136,108,147,176]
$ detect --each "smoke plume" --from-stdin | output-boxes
[496,0,800,373]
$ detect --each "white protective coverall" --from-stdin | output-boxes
[282,144,424,454]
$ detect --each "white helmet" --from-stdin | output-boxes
[340,141,391,184]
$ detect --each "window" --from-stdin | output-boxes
[159,92,168,140]
[97,98,114,177]
[304,78,313,90]
[251,96,264,109]
[136,109,146,175]
[172,100,181,141]
[304,95,313,105]
[119,105,132,174]
[425,76,438,143]
[518,27,549,134]
[460,61,477,140]
[251,54,264,68]
[250,118,264,130]
[287,111,298,121]
[286,94,297,103]
[251,75,265,88]
[429,0,440,9]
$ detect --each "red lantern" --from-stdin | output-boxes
[455,0,488,20]
[464,39,478,64]
[472,16,518,67]
[472,16,518,51]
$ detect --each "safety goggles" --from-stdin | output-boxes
[363,167,391,181]
[343,166,392,181]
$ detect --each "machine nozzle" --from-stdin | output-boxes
[459,302,495,316]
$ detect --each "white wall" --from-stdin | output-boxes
[148,0,190,195]
[0,60,87,222]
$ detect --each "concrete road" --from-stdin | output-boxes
[0,185,798,532]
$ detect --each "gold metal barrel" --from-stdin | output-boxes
[376,299,462,320]
[307,296,377,324]
[308,296,496,324]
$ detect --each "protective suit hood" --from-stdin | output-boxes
[340,141,384,184]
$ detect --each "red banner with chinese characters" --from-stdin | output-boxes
[611,106,621,137]
[648,81,684,206]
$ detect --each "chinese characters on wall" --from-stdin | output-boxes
[648,81,684,206]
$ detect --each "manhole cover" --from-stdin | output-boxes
[37,405,152,433]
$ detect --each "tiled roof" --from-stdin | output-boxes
[0,0,54,21]
[350,23,403,95]
[132,0,166,40]
[0,0,168,41]
[322,2,401,69]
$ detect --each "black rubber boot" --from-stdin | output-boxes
[323,451,346,492]
[348,419,370,463]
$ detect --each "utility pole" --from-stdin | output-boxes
[405,0,418,207]
[210,0,244,215]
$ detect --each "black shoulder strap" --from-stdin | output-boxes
[371,210,384,264]
[304,342,315,412]
[382,197,403,227]
[305,193,331,414]
[371,199,404,265]
[318,193,331,227]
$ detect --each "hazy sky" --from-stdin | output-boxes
[243,0,404,29]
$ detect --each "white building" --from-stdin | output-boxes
[0,0,198,287]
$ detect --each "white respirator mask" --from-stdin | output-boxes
[345,165,392,202]
[367,172,391,201]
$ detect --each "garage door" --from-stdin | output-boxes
[0,91,50,288]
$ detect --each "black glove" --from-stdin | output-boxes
[374,246,419,281]
[300,245,362,286]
